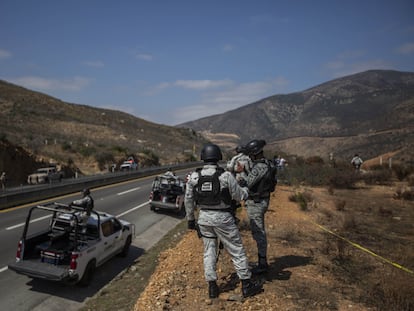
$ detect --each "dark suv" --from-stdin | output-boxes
[149,173,186,215]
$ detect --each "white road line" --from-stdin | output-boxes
[6,215,52,231]
[0,266,8,273]
[116,201,149,218]
[117,187,141,196]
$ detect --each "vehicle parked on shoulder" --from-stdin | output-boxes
[149,172,186,215]
[27,167,64,184]
[8,202,134,286]
[120,157,138,171]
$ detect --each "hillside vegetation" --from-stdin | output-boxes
[180,70,414,163]
[0,80,208,183]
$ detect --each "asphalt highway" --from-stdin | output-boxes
[0,171,187,311]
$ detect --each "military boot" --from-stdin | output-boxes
[241,279,263,298]
[252,256,269,274]
[208,281,219,298]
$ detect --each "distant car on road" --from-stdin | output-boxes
[120,157,138,171]
[27,167,64,184]
[149,173,186,215]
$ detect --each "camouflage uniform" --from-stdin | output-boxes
[72,190,94,224]
[244,159,270,262]
[185,164,251,282]
[226,152,252,182]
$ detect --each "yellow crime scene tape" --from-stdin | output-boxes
[312,221,413,275]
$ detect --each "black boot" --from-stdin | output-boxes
[208,281,219,298]
[252,256,268,274]
[241,279,263,298]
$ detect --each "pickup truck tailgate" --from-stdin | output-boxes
[8,260,70,281]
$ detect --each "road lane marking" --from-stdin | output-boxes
[0,266,8,273]
[6,215,52,231]
[116,201,149,218]
[117,187,141,196]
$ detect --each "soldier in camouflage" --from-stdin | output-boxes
[226,145,252,182]
[242,139,271,274]
[185,143,263,299]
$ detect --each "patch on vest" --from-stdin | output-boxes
[194,168,224,206]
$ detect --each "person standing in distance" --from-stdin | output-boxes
[185,143,263,299]
[243,139,271,274]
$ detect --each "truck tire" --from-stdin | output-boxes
[78,260,96,287]
[119,235,132,257]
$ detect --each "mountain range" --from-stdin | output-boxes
[180,70,414,163]
[1,69,413,186]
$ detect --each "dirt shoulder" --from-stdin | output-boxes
[82,184,414,311]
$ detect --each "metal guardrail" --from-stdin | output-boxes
[0,162,202,210]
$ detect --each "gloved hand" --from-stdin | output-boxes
[188,219,196,230]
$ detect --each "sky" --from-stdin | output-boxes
[1,1,413,126]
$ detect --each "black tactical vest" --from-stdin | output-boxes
[194,167,231,206]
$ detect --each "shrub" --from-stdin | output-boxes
[95,152,115,171]
[289,191,312,211]
[362,169,392,185]
[392,164,414,181]
[328,168,359,189]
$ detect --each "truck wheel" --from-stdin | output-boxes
[78,260,96,287]
[119,235,132,257]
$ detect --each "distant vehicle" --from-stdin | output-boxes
[8,202,134,286]
[149,173,186,215]
[27,167,64,184]
[120,157,138,171]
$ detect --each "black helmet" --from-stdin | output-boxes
[200,143,222,162]
[82,188,90,196]
[235,145,246,154]
[245,139,266,156]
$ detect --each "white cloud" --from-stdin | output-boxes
[172,77,289,124]
[10,76,92,92]
[174,79,232,90]
[0,49,12,59]
[324,51,394,78]
[136,53,153,61]
[83,60,104,67]
[396,42,414,55]
[223,44,234,52]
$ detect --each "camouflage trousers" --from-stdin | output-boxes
[198,210,251,282]
[245,198,269,259]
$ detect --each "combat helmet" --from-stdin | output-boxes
[200,143,222,163]
[245,139,266,156]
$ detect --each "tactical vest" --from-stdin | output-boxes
[250,159,277,195]
[194,167,232,207]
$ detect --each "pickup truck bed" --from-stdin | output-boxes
[8,202,134,285]
[9,259,70,281]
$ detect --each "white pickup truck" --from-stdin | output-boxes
[8,203,134,286]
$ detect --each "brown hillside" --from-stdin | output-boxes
[82,183,414,311]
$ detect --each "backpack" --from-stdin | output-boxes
[194,167,230,205]
[254,159,278,194]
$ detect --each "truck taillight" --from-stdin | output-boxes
[16,240,23,261]
[70,253,79,269]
